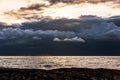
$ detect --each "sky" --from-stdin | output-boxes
[0,0,120,55]
[0,0,120,25]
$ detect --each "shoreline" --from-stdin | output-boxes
[0,68,119,80]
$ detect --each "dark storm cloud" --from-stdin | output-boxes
[0,15,120,44]
[0,28,77,46]
[18,16,103,33]
[0,15,120,55]
[107,16,120,26]
[20,15,120,32]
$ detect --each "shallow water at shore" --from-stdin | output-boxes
[0,56,119,70]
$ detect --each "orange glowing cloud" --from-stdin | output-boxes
[0,0,120,25]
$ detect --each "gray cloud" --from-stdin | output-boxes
[19,4,47,11]
[0,15,120,46]
[48,0,120,4]
[0,28,76,46]
[19,16,103,32]
[20,15,120,32]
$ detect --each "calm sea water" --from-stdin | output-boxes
[0,56,119,70]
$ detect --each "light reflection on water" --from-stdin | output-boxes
[0,56,119,70]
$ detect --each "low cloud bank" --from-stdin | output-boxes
[0,16,120,45]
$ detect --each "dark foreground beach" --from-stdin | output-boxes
[0,68,119,80]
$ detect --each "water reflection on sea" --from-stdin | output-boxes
[0,56,119,70]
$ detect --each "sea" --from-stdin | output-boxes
[0,56,119,70]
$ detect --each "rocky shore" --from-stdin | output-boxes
[0,68,119,80]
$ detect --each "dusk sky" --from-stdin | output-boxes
[0,0,120,25]
[0,0,120,55]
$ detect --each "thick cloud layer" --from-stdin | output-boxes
[0,0,120,55]
[0,28,75,45]
[0,16,119,46]
[0,16,120,55]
